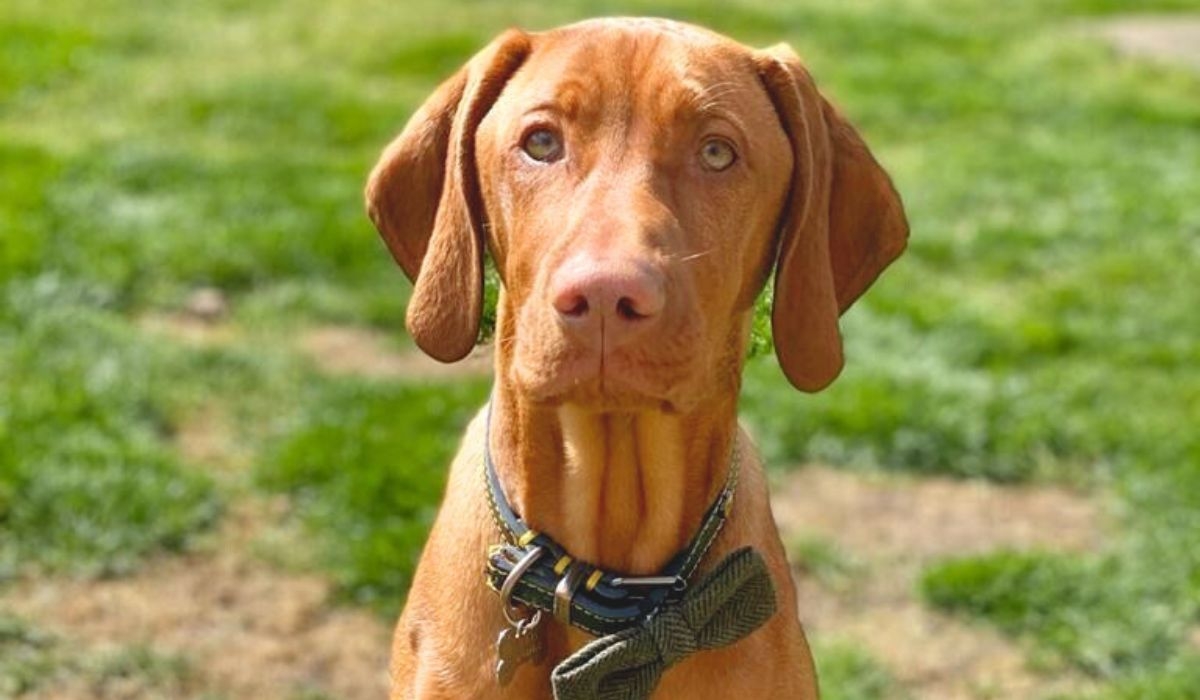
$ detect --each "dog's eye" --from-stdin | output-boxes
[522,128,563,163]
[699,138,737,172]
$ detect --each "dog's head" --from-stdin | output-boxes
[366,18,907,412]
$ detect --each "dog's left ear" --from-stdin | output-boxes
[755,44,909,392]
[365,30,531,362]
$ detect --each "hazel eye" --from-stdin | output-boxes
[699,138,737,171]
[522,128,563,163]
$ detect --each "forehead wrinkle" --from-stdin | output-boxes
[662,74,752,136]
[529,77,590,120]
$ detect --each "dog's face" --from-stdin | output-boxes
[367,18,908,411]
[475,21,791,411]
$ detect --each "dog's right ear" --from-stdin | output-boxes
[365,30,530,362]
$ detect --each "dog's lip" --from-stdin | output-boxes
[513,353,693,411]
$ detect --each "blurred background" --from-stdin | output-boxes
[1,0,1198,698]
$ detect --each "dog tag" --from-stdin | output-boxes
[495,615,545,685]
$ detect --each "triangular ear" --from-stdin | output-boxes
[365,30,531,362]
[755,44,909,392]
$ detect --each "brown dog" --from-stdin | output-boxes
[366,17,907,700]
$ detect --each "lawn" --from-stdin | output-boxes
[1,0,1198,697]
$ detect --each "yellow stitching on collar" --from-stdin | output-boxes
[586,569,604,591]
[517,529,539,547]
[554,555,573,575]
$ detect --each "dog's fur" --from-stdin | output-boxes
[366,18,907,699]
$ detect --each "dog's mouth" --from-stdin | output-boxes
[511,346,701,413]
[520,377,683,414]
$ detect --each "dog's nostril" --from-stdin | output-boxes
[616,297,647,321]
[559,295,589,318]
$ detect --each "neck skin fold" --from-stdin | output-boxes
[487,365,740,576]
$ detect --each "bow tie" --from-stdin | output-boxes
[550,547,777,700]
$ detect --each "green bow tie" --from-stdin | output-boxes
[550,547,777,700]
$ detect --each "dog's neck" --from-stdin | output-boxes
[487,381,739,575]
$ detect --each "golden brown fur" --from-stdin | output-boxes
[366,17,908,699]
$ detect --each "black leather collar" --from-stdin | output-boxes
[483,404,740,637]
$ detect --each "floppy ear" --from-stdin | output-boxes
[365,30,531,362]
[755,44,909,392]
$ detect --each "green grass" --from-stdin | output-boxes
[0,289,221,578]
[0,614,57,697]
[1080,657,1200,700]
[259,379,490,613]
[0,614,197,698]
[921,551,1188,676]
[1,0,1198,695]
[814,641,906,700]
[786,533,866,592]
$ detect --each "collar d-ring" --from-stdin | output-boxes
[501,544,546,627]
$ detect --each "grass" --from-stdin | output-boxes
[0,289,221,578]
[1,0,1198,696]
[0,614,57,697]
[813,641,906,700]
[0,614,197,698]
[259,378,490,613]
[921,550,1188,676]
[786,533,866,592]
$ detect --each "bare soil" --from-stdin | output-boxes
[2,499,392,700]
[774,466,1105,700]
[137,313,239,348]
[1095,16,1200,70]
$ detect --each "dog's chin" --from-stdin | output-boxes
[511,355,704,414]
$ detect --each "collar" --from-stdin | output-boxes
[483,403,740,637]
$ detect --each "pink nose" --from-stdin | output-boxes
[551,256,665,345]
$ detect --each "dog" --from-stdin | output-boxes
[365,17,907,700]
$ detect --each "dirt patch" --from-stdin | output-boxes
[773,466,1102,561]
[299,325,492,380]
[174,404,251,475]
[1094,16,1200,70]
[138,288,237,348]
[1,500,391,700]
[774,466,1104,699]
[138,313,238,348]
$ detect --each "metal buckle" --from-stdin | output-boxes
[500,545,545,627]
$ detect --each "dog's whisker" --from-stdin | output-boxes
[675,249,715,263]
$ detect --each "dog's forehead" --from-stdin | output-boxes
[513,19,759,112]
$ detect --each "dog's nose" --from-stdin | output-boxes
[551,256,665,343]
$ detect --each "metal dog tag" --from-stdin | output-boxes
[495,615,545,685]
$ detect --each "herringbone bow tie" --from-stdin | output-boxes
[550,547,777,700]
